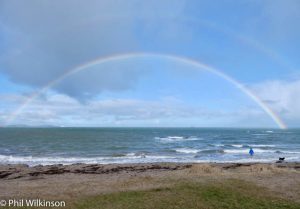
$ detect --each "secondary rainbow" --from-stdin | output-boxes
[4,52,287,129]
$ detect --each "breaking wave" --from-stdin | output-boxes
[175,148,200,154]
[155,136,201,143]
[0,154,179,166]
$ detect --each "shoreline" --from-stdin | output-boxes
[1,162,299,180]
[1,157,299,167]
[1,162,300,205]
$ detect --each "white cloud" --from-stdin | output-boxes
[1,92,252,127]
[2,77,297,128]
[252,78,300,127]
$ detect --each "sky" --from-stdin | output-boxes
[0,0,300,128]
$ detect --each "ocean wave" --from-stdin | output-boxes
[215,144,273,149]
[198,149,225,154]
[125,152,149,157]
[1,153,299,166]
[224,148,275,154]
[0,154,179,166]
[231,144,243,148]
[155,136,201,143]
[287,151,300,154]
[277,151,300,154]
[175,148,200,154]
[248,144,276,148]
[211,144,224,147]
[225,148,300,155]
[112,153,145,157]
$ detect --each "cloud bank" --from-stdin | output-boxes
[0,0,185,99]
[1,93,239,127]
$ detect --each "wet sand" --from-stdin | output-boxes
[0,162,300,204]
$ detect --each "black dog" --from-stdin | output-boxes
[276,157,285,163]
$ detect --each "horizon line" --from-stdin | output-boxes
[1,126,298,129]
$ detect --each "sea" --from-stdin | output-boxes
[0,128,299,166]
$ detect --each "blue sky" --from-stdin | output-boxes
[0,0,300,128]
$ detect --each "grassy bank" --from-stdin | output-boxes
[74,179,299,209]
[2,179,299,209]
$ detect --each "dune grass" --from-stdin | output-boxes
[74,179,300,209]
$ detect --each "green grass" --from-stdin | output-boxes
[3,179,299,209]
[74,180,300,209]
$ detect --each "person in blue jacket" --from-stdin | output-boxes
[249,148,254,156]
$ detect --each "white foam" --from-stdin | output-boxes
[0,153,299,166]
[175,148,200,154]
[224,149,248,154]
[219,158,275,163]
[250,149,276,153]
[249,144,276,148]
[0,154,180,166]
[282,151,300,154]
[224,148,275,154]
[213,144,224,147]
[285,156,300,160]
[125,152,137,157]
[156,136,201,143]
[231,144,243,148]
[167,136,184,139]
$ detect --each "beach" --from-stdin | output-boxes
[1,162,300,208]
[1,128,300,208]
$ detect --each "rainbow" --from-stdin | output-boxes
[182,17,294,71]
[75,15,294,71]
[4,52,287,129]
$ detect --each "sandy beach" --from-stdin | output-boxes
[0,162,299,208]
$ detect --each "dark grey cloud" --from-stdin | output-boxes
[0,0,185,99]
[53,61,150,99]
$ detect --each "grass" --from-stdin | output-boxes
[74,179,300,209]
[3,179,299,209]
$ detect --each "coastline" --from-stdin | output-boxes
[1,162,300,206]
[1,162,300,180]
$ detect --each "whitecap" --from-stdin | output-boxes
[212,144,224,147]
[0,154,181,166]
[248,144,276,148]
[155,136,201,143]
[224,148,275,154]
[175,148,200,154]
[281,151,300,154]
[231,144,243,148]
